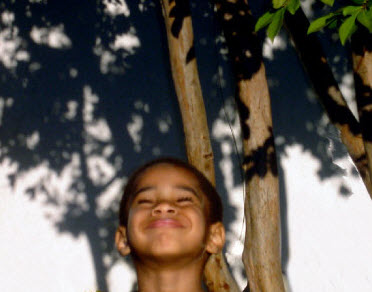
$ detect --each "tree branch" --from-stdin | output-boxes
[351,29,372,191]
[284,7,372,198]
[214,0,285,291]
[160,1,240,291]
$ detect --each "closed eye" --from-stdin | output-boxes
[137,199,153,204]
[177,196,193,203]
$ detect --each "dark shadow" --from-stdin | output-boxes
[213,0,262,81]
[0,0,185,290]
[243,127,278,180]
[0,0,239,290]
[351,26,372,144]
[0,0,360,291]
[285,8,361,136]
[169,0,191,38]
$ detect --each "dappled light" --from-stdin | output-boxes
[30,24,72,49]
[103,0,130,18]
[0,1,186,290]
[127,114,144,152]
[212,101,245,288]
[0,11,29,69]
[1,0,372,291]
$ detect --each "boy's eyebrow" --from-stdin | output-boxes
[133,186,155,196]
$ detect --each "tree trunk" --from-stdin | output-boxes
[351,30,372,189]
[214,0,285,291]
[240,64,285,292]
[284,8,372,198]
[160,1,240,291]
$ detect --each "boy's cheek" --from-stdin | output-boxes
[126,210,149,237]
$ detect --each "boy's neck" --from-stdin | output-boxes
[135,260,206,292]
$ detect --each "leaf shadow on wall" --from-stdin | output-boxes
[0,0,360,291]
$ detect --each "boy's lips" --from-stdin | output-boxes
[147,218,184,228]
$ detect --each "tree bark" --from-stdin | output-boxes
[351,30,372,190]
[214,1,285,291]
[160,1,240,291]
[284,8,372,198]
[240,64,285,292]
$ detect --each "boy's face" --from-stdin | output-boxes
[120,164,217,264]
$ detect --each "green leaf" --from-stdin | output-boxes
[339,13,358,45]
[318,0,335,6]
[328,18,339,29]
[357,9,372,32]
[287,0,301,15]
[267,8,285,42]
[342,5,361,16]
[307,13,336,34]
[255,11,275,32]
[273,0,286,9]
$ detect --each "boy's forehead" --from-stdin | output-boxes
[131,163,207,198]
[136,163,199,184]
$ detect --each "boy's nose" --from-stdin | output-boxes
[152,201,176,215]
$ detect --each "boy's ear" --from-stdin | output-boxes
[115,226,131,257]
[205,222,225,254]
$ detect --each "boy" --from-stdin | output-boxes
[115,157,225,292]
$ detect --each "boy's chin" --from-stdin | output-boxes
[145,231,206,250]
[137,252,207,267]
[134,244,206,265]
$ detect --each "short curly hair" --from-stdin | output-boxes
[119,157,223,227]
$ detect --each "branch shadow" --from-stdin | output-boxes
[192,0,360,291]
[0,0,185,290]
[0,0,359,291]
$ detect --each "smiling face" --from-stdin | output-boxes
[124,164,209,264]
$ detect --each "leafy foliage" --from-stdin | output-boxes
[319,0,335,6]
[287,0,301,14]
[307,0,372,45]
[357,8,372,32]
[255,0,302,42]
[255,10,275,32]
[255,0,372,44]
[307,12,340,34]
[267,8,286,41]
[339,12,359,44]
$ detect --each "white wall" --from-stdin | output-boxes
[1,0,372,291]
